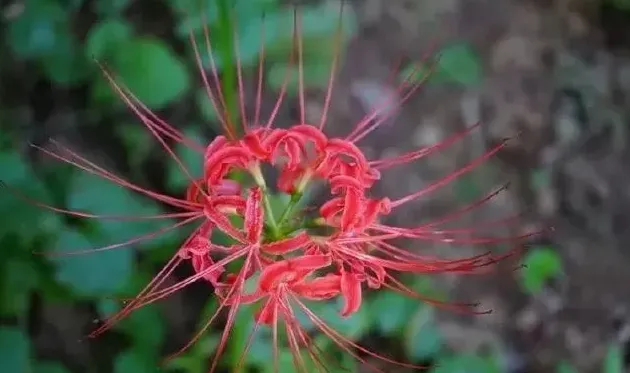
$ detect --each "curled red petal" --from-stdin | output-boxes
[291,274,341,300]
[244,187,263,242]
[215,179,241,196]
[290,124,328,151]
[204,135,228,161]
[262,231,311,255]
[259,255,331,292]
[341,189,362,231]
[255,298,277,325]
[340,270,362,317]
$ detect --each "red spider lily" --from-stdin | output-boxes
[2,3,543,373]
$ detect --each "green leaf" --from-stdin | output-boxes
[520,246,563,295]
[114,349,157,373]
[112,38,191,109]
[404,306,443,361]
[34,361,72,373]
[602,344,623,373]
[371,291,416,335]
[86,19,133,60]
[0,327,30,373]
[52,229,133,296]
[7,0,67,59]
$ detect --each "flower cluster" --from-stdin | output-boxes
[14,4,541,373]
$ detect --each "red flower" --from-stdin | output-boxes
[5,4,543,372]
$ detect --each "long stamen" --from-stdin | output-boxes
[0,180,197,221]
[201,9,237,140]
[318,1,344,131]
[39,215,201,256]
[33,142,198,210]
[265,8,297,129]
[96,61,205,153]
[253,13,267,128]
[296,7,306,125]
[391,138,510,208]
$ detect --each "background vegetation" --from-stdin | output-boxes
[1,0,629,372]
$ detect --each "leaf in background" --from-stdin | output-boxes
[96,0,132,16]
[112,37,191,109]
[40,29,91,87]
[520,246,563,295]
[433,43,483,86]
[602,344,623,373]
[173,0,279,39]
[432,354,496,373]
[164,335,218,373]
[0,150,61,242]
[556,361,579,373]
[7,0,66,59]
[0,258,39,317]
[68,171,173,250]
[302,298,370,342]
[262,349,316,373]
[404,305,443,361]
[196,89,220,125]
[371,291,416,335]
[401,42,483,87]
[0,327,30,373]
[114,349,156,373]
[86,19,134,60]
[219,2,358,70]
[120,306,165,353]
[267,61,334,95]
[116,123,154,172]
[52,229,133,296]
[34,361,72,373]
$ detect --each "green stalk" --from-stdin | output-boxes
[214,4,245,371]
[215,0,240,137]
[277,192,303,229]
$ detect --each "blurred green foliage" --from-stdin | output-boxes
[519,246,563,296]
[400,42,483,88]
[0,1,622,373]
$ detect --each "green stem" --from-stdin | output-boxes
[263,192,281,239]
[216,0,240,137]
[277,192,303,228]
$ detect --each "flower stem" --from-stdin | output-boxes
[263,193,281,239]
[216,0,240,137]
[277,192,303,228]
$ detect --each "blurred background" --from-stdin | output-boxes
[1,0,630,372]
